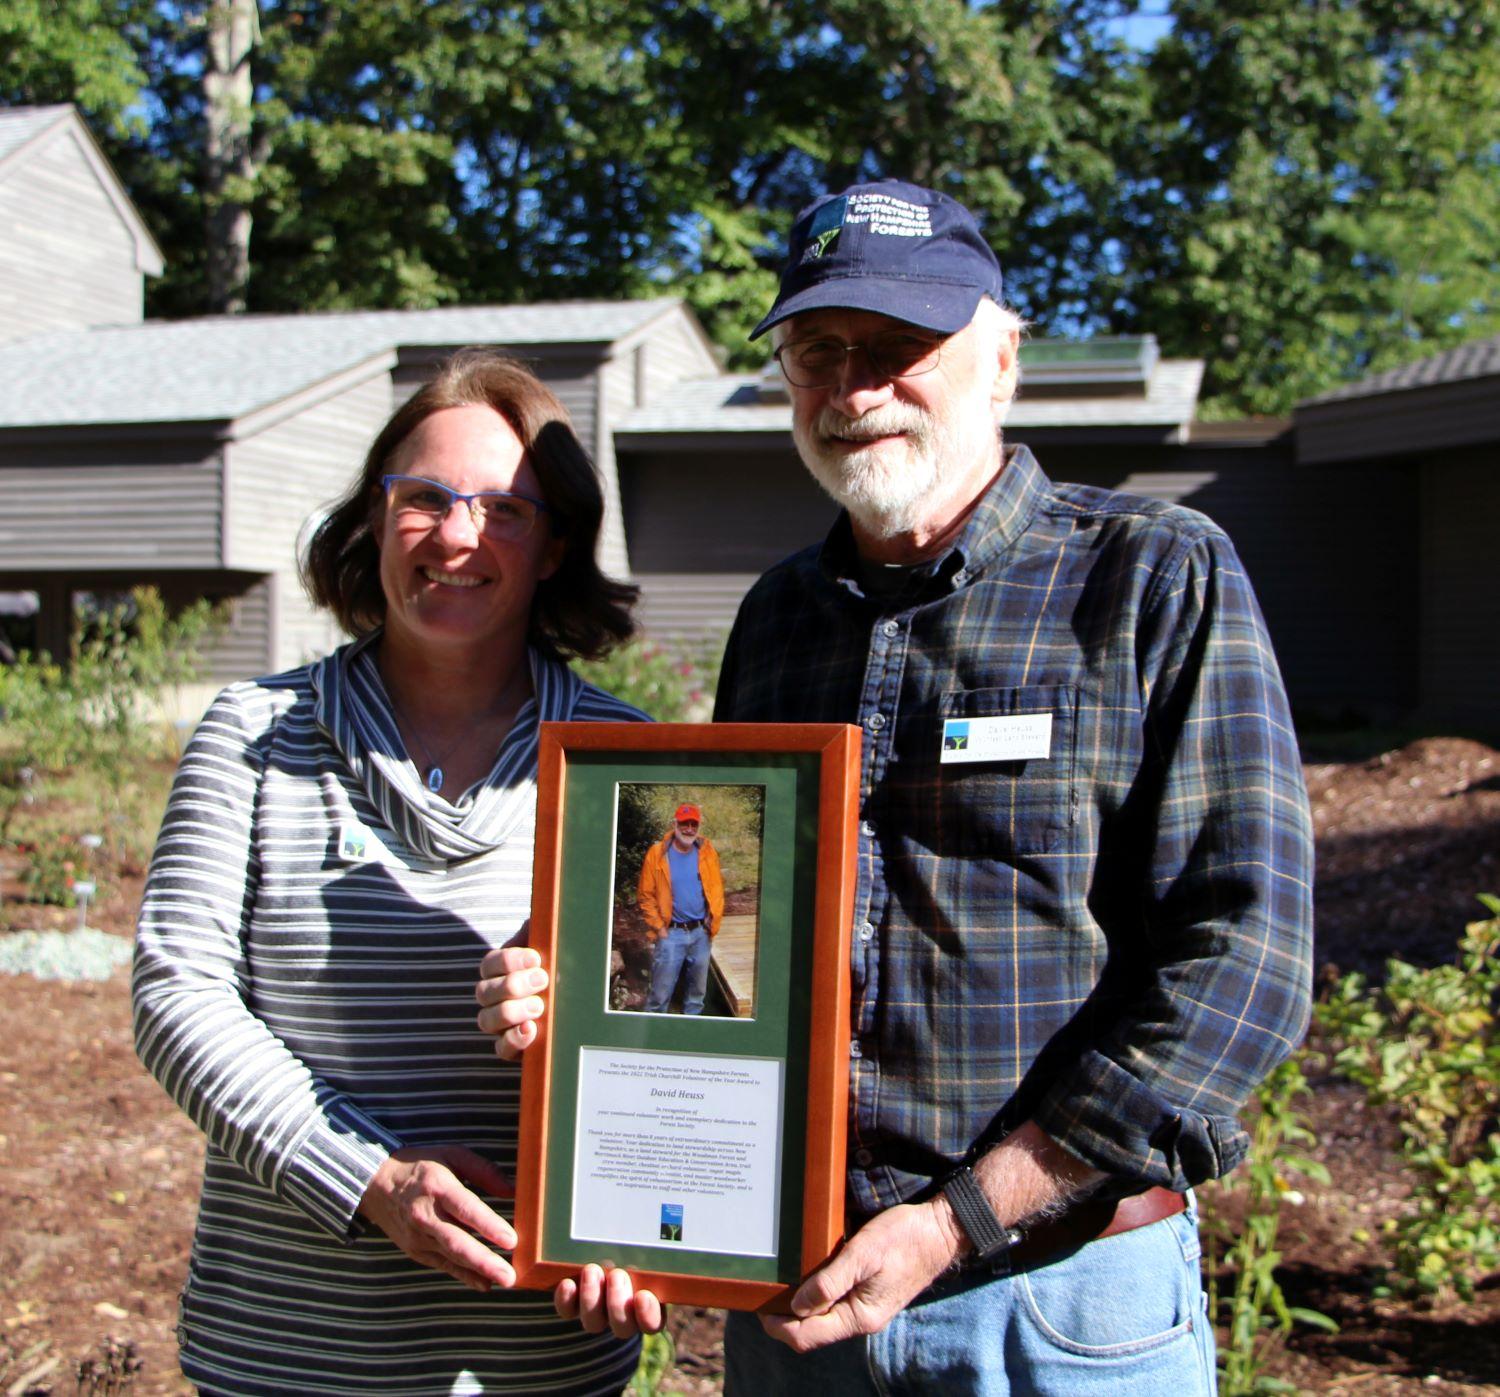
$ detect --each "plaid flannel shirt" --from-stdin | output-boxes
[714,444,1313,1220]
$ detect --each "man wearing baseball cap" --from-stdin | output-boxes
[481,178,1311,1391]
[636,803,724,1015]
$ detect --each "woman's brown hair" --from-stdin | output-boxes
[300,348,638,660]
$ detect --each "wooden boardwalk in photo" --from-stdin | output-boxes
[711,913,760,1018]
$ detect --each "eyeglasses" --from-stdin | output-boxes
[676,820,700,829]
[773,331,946,389]
[381,475,551,540]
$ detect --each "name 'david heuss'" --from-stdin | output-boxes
[651,1087,706,1100]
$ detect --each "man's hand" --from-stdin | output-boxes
[763,1122,1106,1353]
[555,1264,667,1340]
[358,1146,517,1291]
[762,1199,963,1351]
[476,931,548,1059]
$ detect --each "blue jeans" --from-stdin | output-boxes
[725,1198,1216,1396]
[645,923,710,1014]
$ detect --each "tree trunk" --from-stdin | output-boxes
[204,0,257,314]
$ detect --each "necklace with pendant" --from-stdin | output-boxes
[391,671,530,796]
[403,726,469,794]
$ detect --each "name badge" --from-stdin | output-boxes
[337,821,377,862]
[940,713,1052,764]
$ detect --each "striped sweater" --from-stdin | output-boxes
[134,637,645,1395]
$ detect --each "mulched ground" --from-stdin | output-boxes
[2,737,1497,1395]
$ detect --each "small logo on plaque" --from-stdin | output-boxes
[659,1203,684,1242]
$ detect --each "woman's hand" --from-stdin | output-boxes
[476,927,667,1335]
[476,929,549,1059]
[358,1145,517,1291]
[556,1264,667,1340]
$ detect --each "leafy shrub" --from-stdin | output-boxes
[0,655,81,844]
[626,1330,675,1396]
[0,586,222,894]
[1203,1054,1336,1395]
[572,635,722,722]
[1316,896,1500,1301]
[18,834,83,907]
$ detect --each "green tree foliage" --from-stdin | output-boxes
[0,0,147,127]
[571,637,720,722]
[5,1,1494,410]
[613,782,765,904]
[3,1,1135,347]
[1114,0,1500,414]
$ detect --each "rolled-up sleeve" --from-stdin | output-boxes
[1032,531,1314,1188]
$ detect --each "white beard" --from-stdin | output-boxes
[794,392,1004,539]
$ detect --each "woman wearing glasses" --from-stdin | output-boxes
[133,351,647,1394]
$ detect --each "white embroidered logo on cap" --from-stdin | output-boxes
[846,193,932,237]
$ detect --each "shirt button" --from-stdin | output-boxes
[859,921,874,941]
[951,568,970,588]
[849,1039,863,1059]
[854,1147,875,1168]
[866,712,886,731]
[882,620,899,637]
[860,821,875,837]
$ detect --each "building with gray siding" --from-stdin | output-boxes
[2,104,1494,730]
[0,105,722,698]
[614,348,1210,651]
[0,105,163,343]
[0,300,719,693]
[1293,336,1500,728]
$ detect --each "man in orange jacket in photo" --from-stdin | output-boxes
[636,804,724,1015]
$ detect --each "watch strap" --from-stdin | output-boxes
[942,1165,1021,1267]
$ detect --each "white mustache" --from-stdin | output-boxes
[816,405,930,443]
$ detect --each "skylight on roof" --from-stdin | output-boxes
[1020,336,1158,397]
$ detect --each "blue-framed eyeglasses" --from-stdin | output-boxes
[381,474,551,540]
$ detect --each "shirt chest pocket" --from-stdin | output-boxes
[934,684,1079,859]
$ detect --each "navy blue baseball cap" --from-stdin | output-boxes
[750,179,1004,341]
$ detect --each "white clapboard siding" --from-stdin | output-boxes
[632,572,761,650]
[193,572,275,683]
[276,576,346,670]
[0,461,222,566]
[606,308,720,417]
[224,368,393,670]
[601,309,718,583]
[391,356,601,448]
[0,125,144,341]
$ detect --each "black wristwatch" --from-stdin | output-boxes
[941,1166,1023,1269]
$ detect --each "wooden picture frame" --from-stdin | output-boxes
[513,722,861,1312]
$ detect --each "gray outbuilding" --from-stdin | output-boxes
[3,103,1494,732]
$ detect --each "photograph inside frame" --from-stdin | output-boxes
[607,781,766,1019]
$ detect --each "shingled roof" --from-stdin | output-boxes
[1303,333,1500,405]
[1294,331,1500,464]
[0,300,683,430]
